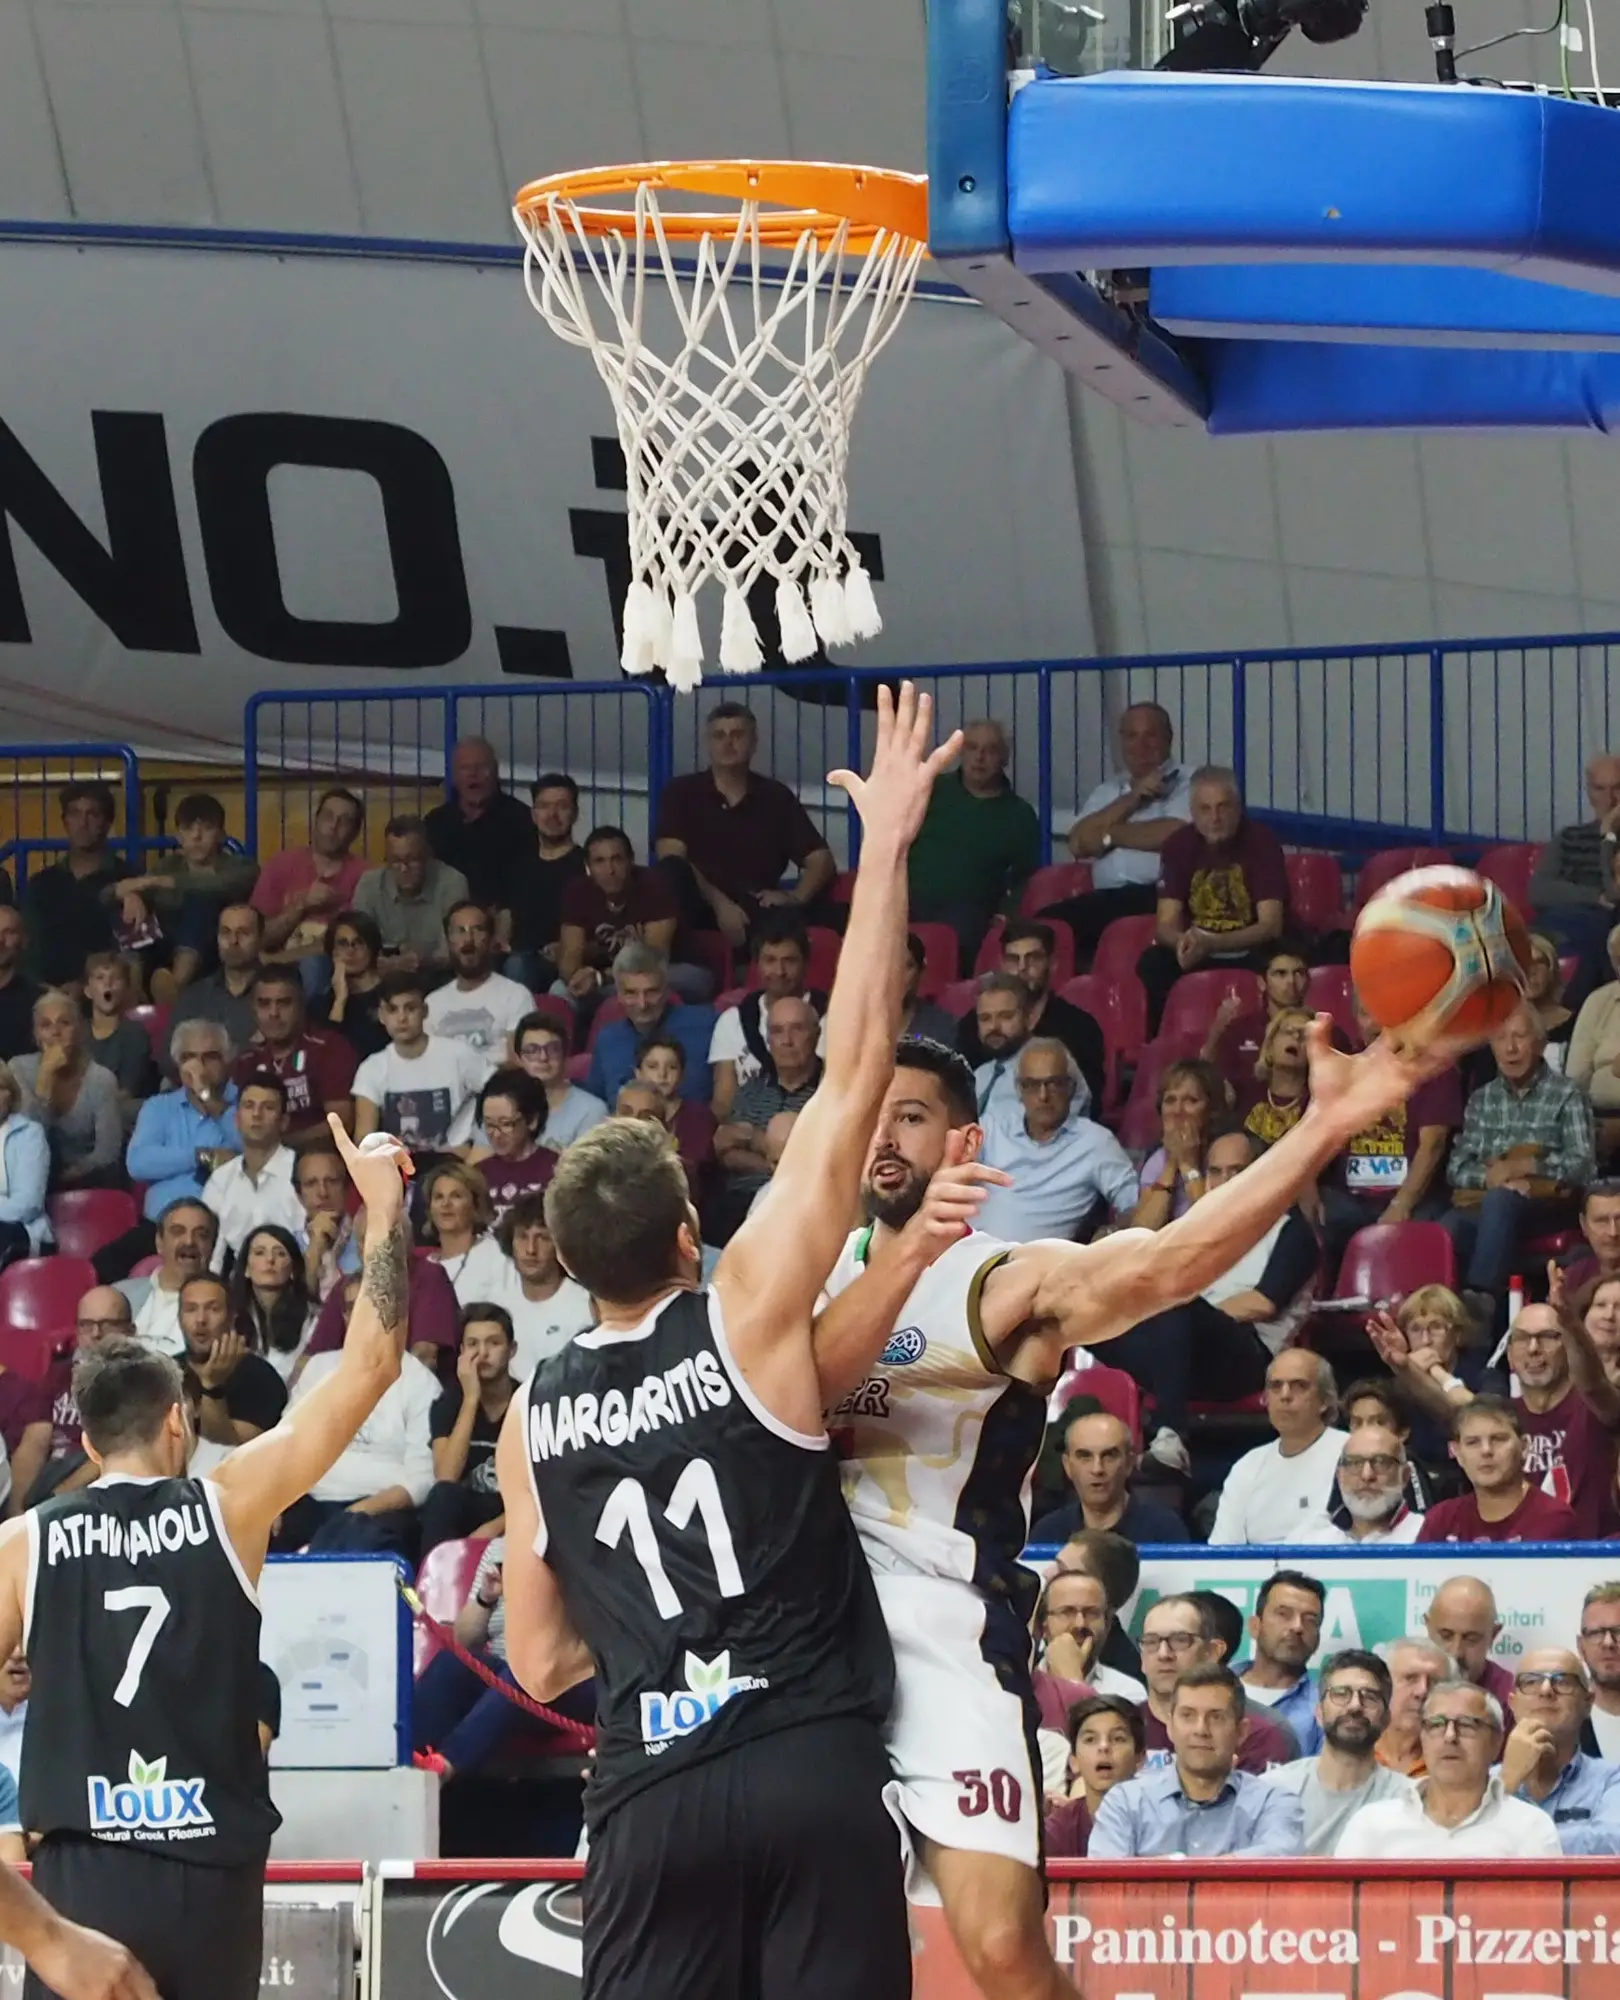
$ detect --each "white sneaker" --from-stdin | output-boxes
[1146,1426,1190,1476]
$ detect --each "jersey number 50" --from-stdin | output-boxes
[596,1460,743,1620]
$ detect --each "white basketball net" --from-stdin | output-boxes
[515,181,925,691]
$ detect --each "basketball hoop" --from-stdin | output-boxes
[513,160,929,691]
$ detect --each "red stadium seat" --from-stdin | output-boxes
[829,869,855,905]
[1157,968,1263,1045]
[523,993,576,1042]
[682,930,735,995]
[0,1324,66,1384]
[1332,1222,1457,1305]
[566,1054,592,1084]
[1353,846,1454,912]
[128,1255,162,1279]
[0,1256,99,1335]
[1060,974,1142,1112]
[1476,842,1545,920]
[1020,861,1093,916]
[47,1190,139,1260]
[908,924,960,998]
[412,1537,485,1677]
[1050,1362,1142,1450]
[973,916,1075,985]
[128,1002,172,1066]
[938,978,978,1019]
[1092,914,1157,987]
[1285,851,1345,935]
[1306,963,1358,1041]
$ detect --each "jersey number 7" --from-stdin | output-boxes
[595,1460,743,1620]
[103,1586,173,1707]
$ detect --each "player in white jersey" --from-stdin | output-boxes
[815,1026,1465,2000]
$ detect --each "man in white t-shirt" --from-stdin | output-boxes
[354,970,493,1153]
[273,1345,440,1557]
[1265,1648,1415,1854]
[707,922,827,1120]
[115,1196,220,1360]
[202,1070,304,1269]
[492,1187,595,1377]
[1209,1347,1348,1545]
[424,902,535,1061]
[1043,703,1194,961]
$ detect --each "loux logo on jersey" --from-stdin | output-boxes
[640,1650,768,1753]
[88,1750,213,1836]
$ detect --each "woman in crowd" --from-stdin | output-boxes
[463,1069,553,1217]
[1526,933,1576,1064]
[1239,1007,1313,1147]
[82,951,155,1117]
[514,1012,607,1153]
[493,1188,595,1376]
[229,1223,318,1379]
[1044,1695,1146,1858]
[420,1160,508,1302]
[631,1036,714,1192]
[315,911,388,1059]
[0,1063,52,1268]
[10,991,123,1190]
[1566,926,1620,1159]
[1579,1273,1620,1395]
[1129,1059,1224,1227]
[411,1540,596,1781]
[1367,1281,1485,1480]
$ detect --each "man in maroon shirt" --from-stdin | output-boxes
[1136,767,1290,1035]
[654,701,835,948]
[232,966,359,1142]
[1423,1575,1519,1724]
[1202,940,1311,1085]
[555,828,680,1003]
[1503,1300,1620,1536]
[1418,1398,1581,1542]
[302,1250,459,1379]
[1137,1593,1298,1772]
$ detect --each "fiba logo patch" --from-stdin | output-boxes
[87,1751,212,1839]
[880,1326,927,1366]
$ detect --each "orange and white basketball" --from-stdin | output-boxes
[1350,865,1533,1050]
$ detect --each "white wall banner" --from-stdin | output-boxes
[0,235,1093,758]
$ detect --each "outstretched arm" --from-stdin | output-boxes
[979,1018,1470,1374]
[210,1118,411,1574]
[713,683,960,1434]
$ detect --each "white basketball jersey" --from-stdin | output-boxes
[821,1227,1048,1601]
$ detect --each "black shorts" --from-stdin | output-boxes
[23,1835,264,2000]
[583,1715,911,2000]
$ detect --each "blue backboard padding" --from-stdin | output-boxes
[1203,337,1620,434]
[1007,72,1620,288]
[1153,263,1620,349]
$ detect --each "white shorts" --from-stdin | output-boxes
[873,1571,1042,1902]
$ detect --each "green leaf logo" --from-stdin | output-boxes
[128,1752,166,1789]
[684,1652,729,1694]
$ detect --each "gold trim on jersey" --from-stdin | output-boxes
[965,1251,1014,1377]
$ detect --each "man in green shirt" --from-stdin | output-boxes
[906,719,1041,970]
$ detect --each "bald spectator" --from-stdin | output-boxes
[351,817,468,973]
[251,787,368,981]
[908,718,1041,970]
[1423,1576,1519,1720]
[976,1040,1137,1242]
[706,994,821,1244]
[1531,752,1620,994]
[1045,702,1193,962]
[1502,1647,1620,1852]
[424,737,538,915]
[957,920,1105,1111]
[1287,1425,1424,1543]
[1135,765,1288,1036]
[655,702,835,950]
[1375,1637,1455,1777]
[1029,1409,1190,1545]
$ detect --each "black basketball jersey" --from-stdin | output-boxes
[524,1288,894,1825]
[21,1474,280,1867]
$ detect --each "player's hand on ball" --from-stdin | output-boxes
[30,1918,159,2000]
[326,1118,413,1225]
[827,681,962,852]
[897,1128,1010,1263]
[1304,1013,1471,1139]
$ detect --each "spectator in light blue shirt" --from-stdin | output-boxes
[0,1063,51,1260]
[125,1017,240,1221]
[1089,1664,1305,1859]
[584,944,713,1108]
[1502,1648,1620,1854]
[1241,1570,1325,1759]
[977,1040,1138,1242]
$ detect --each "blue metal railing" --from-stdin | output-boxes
[0,745,143,891]
[238,627,1620,867]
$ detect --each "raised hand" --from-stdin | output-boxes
[326,1115,412,1230]
[893,1129,1010,1266]
[827,681,962,854]
[1304,1015,1471,1144]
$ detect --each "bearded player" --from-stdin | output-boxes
[814,1022,1464,2000]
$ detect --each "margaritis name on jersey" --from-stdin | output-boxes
[529,1351,732,1460]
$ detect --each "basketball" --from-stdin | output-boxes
[1350,865,1533,1049]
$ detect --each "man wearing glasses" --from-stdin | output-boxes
[1136,1595,1298,1773]
[1578,1583,1620,1758]
[1500,1648,1620,1852]
[1264,1649,1414,1853]
[28,1288,134,1507]
[976,1041,1137,1243]
[1335,1680,1563,1857]
[1288,1425,1423,1544]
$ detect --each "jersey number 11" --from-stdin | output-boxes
[596,1459,743,1620]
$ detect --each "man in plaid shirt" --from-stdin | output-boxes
[1442,1004,1596,1327]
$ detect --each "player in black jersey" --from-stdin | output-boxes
[496,683,1000,2000]
[0,1117,414,2000]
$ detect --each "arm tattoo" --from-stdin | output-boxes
[360,1218,409,1334]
